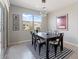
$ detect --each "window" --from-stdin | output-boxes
[34,15,42,31]
[22,14,42,31]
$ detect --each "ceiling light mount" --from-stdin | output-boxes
[42,0,46,3]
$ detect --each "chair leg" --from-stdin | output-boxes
[60,45,63,52]
[32,39,33,45]
[54,45,57,57]
[52,45,54,48]
[34,40,37,50]
[38,44,40,55]
[39,44,42,55]
[34,43,36,50]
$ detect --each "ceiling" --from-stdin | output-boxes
[10,0,77,12]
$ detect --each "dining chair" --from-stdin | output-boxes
[30,31,37,50]
[32,32,37,50]
[36,35,46,55]
[49,33,63,57]
[30,30,38,45]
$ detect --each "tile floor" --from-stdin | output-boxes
[5,41,78,59]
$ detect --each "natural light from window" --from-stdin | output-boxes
[22,14,42,31]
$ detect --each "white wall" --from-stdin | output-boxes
[9,5,48,45]
[48,2,78,46]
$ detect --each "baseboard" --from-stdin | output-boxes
[64,41,78,47]
[8,40,31,46]
[9,40,78,47]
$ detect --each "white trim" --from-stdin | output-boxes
[9,40,78,48]
[9,40,31,46]
[0,0,5,7]
[64,41,78,47]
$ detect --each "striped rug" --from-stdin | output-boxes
[38,46,73,59]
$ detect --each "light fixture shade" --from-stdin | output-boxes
[40,0,47,17]
[40,10,47,17]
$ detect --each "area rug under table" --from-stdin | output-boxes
[26,42,73,59]
[38,46,73,59]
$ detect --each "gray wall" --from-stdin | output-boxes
[48,2,78,46]
[9,5,48,45]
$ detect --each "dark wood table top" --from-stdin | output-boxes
[35,32,60,39]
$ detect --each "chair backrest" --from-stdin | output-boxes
[35,30,38,33]
[30,31,36,40]
[57,33,64,44]
[32,32,36,40]
[30,31,39,41]
[30,31,33,38]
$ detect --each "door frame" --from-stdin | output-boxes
[0,2,8,59]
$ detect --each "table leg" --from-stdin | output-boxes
[61,37,63,51]
[46,39,49,59]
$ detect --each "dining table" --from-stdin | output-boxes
[35,32,63,59]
